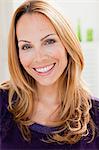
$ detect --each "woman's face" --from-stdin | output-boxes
[16,13,67,86]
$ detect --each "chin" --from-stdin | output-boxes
[36,79,57,86]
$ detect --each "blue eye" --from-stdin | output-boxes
[21,44,32,50]
[44,39,56,45]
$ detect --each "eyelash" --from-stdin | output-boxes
[21,44,32,50]
[21,39,56,50]
[44,39,56,45]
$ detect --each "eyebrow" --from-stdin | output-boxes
[40,33,56,41]
[18,33,56,43]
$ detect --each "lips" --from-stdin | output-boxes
[33,63,55,73]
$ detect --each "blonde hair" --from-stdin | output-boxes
[1,0,95,144]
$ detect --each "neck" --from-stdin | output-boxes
[36,81,60,106]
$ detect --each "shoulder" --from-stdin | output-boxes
[0,89,10,116]
[0,89,14,140]
[90,97,99,127]
[0,89,9,107]
[0,89,9,117]
[0,88,10,116]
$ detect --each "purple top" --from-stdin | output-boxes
[0,89,99,150]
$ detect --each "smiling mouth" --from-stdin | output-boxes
[33,63,56,74]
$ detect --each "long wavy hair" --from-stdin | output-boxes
[1,0,95,144]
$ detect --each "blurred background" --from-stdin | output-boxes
[0,0,99,97]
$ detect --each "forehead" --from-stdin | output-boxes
[16,12,56,36]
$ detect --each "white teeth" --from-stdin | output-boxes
[35,64,54,73]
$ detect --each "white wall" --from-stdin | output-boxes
[0,0,13,82]
[50,0,99,41]
[0,0,99,97]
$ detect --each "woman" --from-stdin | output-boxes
[0,0,99,149]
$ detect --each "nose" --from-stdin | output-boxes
[33,47,47,63]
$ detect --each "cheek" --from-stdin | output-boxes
[50,45,67,62]
[19,52,32,68]
[54,47,68,68]
[47,46,62,59]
